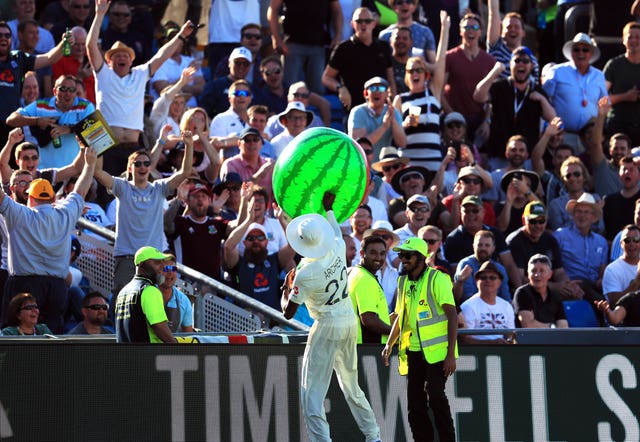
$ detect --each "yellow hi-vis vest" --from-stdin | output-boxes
[396,268,458,376]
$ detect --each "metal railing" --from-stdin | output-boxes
[75,218,309,332]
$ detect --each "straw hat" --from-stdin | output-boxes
[371,146,409,172]
[105,41,136,63]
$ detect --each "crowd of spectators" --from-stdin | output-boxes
[1,0,640,336]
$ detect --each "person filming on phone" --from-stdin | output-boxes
[348,76,406,160]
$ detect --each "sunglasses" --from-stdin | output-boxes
[394,0,414,5]
[242,33,261,40]
[133,160,151,168]
[262,68,282,76]
[227,186,241,191]
[242,136,261,143]
[623,237,640,244]
[406,67,425,74]
[572,46,591,53]
[57,86,76,93]
[463,24,481,31]
[409,206,430,213]
[355,18,374,25]
[478,274,499,281]
[424,238,439,245]
[232,90,251,97]
[564,171,582,180]
[0,32,12,39]
[446,122,464,129]
[20,154,38,161]
[292,92,310,99]
[463,207,481,214]
[246,235,266,242]
[460,177,482,185]
[382,163,402,172]
[111,12,131,17]
[363,149,373,155]
[398,251,419,260]
[513,58,531,64]
[367,85,388,93]
[86,304,108,311]
[528,218,546,225]
[399,172,423,183]
[163,265,178,272]
[12,179,32,187]
[20,304,39,311]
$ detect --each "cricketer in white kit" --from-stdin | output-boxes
[283,193,382,442]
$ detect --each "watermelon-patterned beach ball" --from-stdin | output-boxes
[272,127,369,224]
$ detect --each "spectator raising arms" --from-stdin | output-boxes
[86,0,195,175]
[393,11,450,171]
[0,146,97,333]
[93,131,193,310]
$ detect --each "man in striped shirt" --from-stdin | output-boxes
[487,0,539,80]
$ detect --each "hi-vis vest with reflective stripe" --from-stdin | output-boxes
[396,268,458,376]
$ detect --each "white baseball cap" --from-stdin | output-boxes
[242,222,268,241]
[229,46,252,63]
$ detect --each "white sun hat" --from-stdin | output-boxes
[286,213,335,259]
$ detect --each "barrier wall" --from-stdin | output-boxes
[1,343,639,441]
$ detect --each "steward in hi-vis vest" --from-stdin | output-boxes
[381,237,458,442]
[348,235,392,344]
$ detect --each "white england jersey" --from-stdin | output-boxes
[290,232,355,322]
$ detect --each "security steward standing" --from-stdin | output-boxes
[115,246,177,343]
[381,237,457,442]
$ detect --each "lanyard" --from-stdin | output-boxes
[512,79,531,124]
[575,69,590,107]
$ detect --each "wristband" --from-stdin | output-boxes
[178,36,187,43]
[158,138,167,146]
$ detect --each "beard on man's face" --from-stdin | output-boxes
[140,262,164,285]
[245,247,268,264]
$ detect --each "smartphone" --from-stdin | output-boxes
[450,141,462,162]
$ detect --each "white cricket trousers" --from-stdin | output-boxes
[300,316,381,442]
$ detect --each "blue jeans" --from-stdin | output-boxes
[282,42,325,94]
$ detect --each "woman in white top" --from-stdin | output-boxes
[393,11,449,171]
